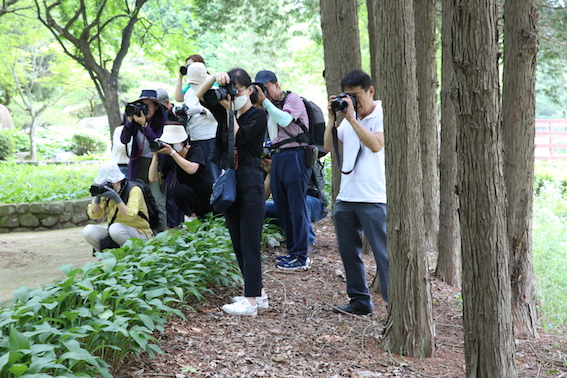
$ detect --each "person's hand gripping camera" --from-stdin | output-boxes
[92,184,122,205]
[328,92,357,124]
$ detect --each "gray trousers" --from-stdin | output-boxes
[333,201,388,307]
[83,223,148,252]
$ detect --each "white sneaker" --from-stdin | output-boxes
[222,298,258,316]
[232,295,269,309]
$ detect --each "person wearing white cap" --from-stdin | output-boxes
[148,125,213,218]
[180,62,221,182]
[83,162,152,252]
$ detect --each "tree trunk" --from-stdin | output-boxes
[378,0,434,358]
[366,0,379,95]
[502,0,539,339]
[414,0,439,253]
[436,0,461,287]
[452,0,517,375]
[320,0,362,203]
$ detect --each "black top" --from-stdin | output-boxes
[207,103,267,169]
[160,144,212,199]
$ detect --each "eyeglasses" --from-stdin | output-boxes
[236,87,248,95]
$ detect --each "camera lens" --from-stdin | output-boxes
[180,65,188,75]
[203,88,227,105]
[331,98,348,113]
[150,141,164,152]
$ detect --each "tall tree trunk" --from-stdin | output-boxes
[452,0,517,375]
[414,0,439,253]
[366,0,379,95]
[503,0,539,339]
[378,0,434,358]
[436,0,461,287]
[320,0,362,202]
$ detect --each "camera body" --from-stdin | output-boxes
[149,140,165,152]
[90,182,113,196]
[331,93,357,113]
[250,83,269,105]
[203,80,239,105]
[172,103,189,117]
[179,65,188,76]
[125,101,148,117]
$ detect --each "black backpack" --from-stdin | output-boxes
[118,179,160,233]
[272,92,328,158]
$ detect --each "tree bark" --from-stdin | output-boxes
[502,0,539,338]
[414,0,439,253]
[320,0,362,203]
[436,0,461,287]
[366,0,379,95]
[378,0,434,358]
[452,0,517,375]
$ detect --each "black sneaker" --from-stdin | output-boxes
[275,254,292,261]
[332,301,373,315]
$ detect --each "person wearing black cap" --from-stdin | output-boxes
[253,70,312,271]
[120,89,168,233]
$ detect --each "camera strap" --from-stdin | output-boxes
[227,109,236,169]
[332,123,362,175]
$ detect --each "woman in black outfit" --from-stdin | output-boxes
[196,68,268,316]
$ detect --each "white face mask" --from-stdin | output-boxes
[173,143,184,152]
[233,95,248,111]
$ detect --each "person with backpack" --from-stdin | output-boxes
[253,70,312,271]
[323,69,388,315]
[83,162,153,252]
[148,125,213,219]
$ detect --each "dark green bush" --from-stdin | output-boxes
[71,132,107,155]
[0,132,15,160]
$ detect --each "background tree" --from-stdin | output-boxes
[0,0,30,17]
[503,0,539,338]
[436,0,461,287]
[414,0,439,253]
[320,0,361,202]
[378,0,434,358]
[34,0,156,134]
[452,0,517,374]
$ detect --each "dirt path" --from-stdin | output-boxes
[0,227,97,306]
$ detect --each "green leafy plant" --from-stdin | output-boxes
[0,132,14,161]
[0,162,97,203]
[0,215,278,376]
[71,133,107,156]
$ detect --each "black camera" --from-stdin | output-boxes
[125,101,148,117]
[203,80,239,105]
[90,182,112,196]
[150,140,165,152]
[172,103,189,117]
[331,93,357,113]
[179,65,188,75]
[250,83,269,105]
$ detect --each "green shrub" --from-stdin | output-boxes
[0,215,282,376]
[0,132,14,160]
[71,132,107,156]
[0,162,97,203]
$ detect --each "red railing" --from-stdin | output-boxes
[535,119,567,159]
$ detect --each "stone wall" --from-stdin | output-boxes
[0,198,93,233]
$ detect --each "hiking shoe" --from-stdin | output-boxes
[332,301,373,315]
[275,254,292,261]
[276,257,311,271]
[232,295,269,309]
[222,298,257,316]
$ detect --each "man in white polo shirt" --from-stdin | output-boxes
[324,69,388,315]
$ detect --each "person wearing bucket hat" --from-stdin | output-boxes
[253,70,312,272]
[178,62,221,182]
[148,125,213,218]
[120,89,168,233]
[83,162,152,252]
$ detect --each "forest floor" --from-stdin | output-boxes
[114,216,567,378]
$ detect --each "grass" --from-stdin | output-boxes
[0,161,98,203]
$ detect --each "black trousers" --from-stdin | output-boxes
[224,165,265,298]
[173,184,211,216]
